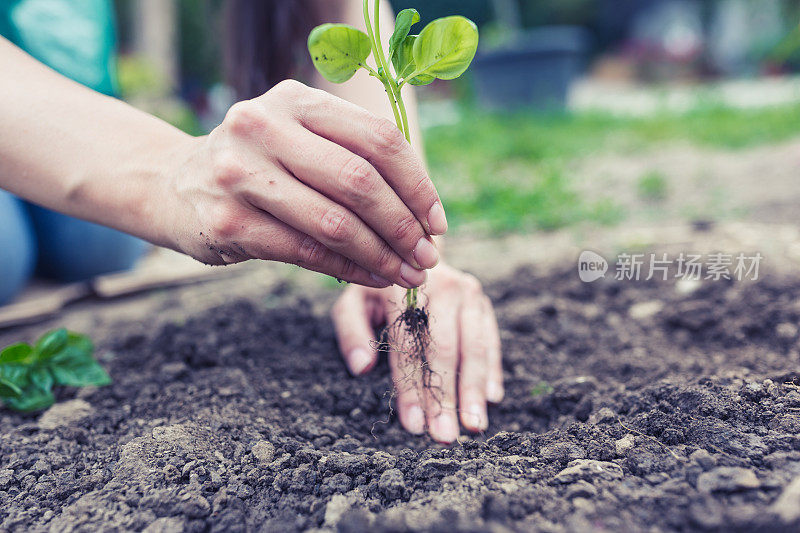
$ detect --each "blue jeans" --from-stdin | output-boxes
[0,190,147,305]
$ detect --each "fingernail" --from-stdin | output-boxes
[370,273,391,287]
[427,201,448,235]
[400,262,427,287]
[467,404,488,431]
[348,348,374,376]
[404,405,426,434]
[487,381,505,403]
[413,237,439,269]
[431,414,459,444]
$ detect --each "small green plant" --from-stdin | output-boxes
[637,171,668,202]
[530,381,553,397]
[308,3,478,398]
[0,329,111,412]
[308,2,478,310]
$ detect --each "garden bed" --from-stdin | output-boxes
[1,265,800,532]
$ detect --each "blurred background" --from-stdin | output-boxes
[114,0,800,237]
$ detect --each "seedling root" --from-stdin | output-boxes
[368,304,448,437]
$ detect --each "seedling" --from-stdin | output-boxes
[0,329,111,412]
[308,3,478,403]
[308,1,478,305]
[530,381,554,397]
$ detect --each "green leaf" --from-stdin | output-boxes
[35,329,68,360]
[413,16,479,80]
[0,343,33,364]
[388,8,420,60]
[50,332,94,364]
[308,23,372,83]
[392,35,435,86]
[0,378,22,398]
[3,384,54,412]
[29,367,54,392]
[50,331,109,387]
[0,329,102,412]
[0,364,29,389]
[51,360,111,388]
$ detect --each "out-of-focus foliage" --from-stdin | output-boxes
[767,24,800,71]
[115,0,223,89]
[427,103,800,233]
[117,55,170,98]
[637,171,668,202]
[391,0,594,28]
[518,0,595,27]
[117,55,204,135]
[0,329,111,413]
[390,0,492,28]
[178,0,223,88]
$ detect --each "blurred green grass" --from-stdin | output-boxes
[637,171,669,202]
[425,103,800,233]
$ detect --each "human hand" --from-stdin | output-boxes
[165,80,445,288]
[331,263,504,443]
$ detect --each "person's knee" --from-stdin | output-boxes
[0,192,37,305]
[27,206,148,282]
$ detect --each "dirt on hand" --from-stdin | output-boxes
[1,265,800,532]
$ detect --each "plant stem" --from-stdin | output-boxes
[394,87,411,142]
[366,0,418,310]
[380,79,404,134]
[362,0,404,131]
[372,0,410,142]
[361,63,380,78]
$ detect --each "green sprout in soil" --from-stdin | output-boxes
[308,3,478,402]
[530,381,554,397]
[0,329,111,412]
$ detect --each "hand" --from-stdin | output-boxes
[164,80,446,288]
[331,263,504,443]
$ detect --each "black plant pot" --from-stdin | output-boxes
[472,25,589,111]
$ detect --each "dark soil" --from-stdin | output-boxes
[2,266,800,532]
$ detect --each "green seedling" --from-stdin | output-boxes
[308,3,478,399]
[308,2,478,311]
[530,381,554,397]
[0,329,111,412]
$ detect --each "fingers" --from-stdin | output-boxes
[242,169,428,289]
[457,294,489,433]
[483,296,505,403]
[390,344,427,435]
[234,209,391,288]
[285,84,448,236]
[329,263,502,443]
[332,285,382,376]
[274,127,439,272]
[424,289,461,444]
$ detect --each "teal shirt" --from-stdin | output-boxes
[0,0,118,95]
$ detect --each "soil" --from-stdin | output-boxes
[2,265,800,532]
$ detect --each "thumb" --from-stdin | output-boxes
[331,285,381,376]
